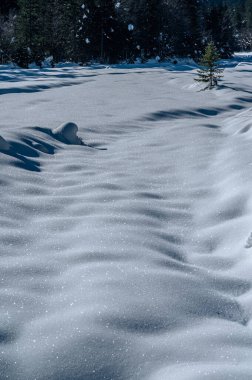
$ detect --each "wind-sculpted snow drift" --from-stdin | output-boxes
[1,60,252,379]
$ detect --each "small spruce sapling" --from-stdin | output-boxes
[195,42,223,89]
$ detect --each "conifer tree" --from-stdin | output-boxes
[131,0,161,58]
[6,0,248,65]
[54,0,81,61]
[0,10,16,60]
[245,0,252,28]
[15,0,46,66]
[205,4,236,57]
[77,0,122,63]
[195,42,223,89]
[183,0,203,58]
[159,0,202,58]
[0,0,18,15]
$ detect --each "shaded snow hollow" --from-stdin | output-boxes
[1,58,252,379]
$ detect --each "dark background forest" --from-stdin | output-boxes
[1,0,252,67]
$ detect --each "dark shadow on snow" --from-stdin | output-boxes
[0,141,41,172]
[0,79,94,96]
[141,107,226,122]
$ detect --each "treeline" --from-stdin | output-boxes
[0,0,252,67]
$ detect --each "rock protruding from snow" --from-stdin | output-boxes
[53,122,82,145]
[0,135,10,151]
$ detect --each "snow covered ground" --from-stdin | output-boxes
[1,57,252,379]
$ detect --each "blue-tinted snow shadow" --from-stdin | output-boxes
[0,130,59,172]
[141,107,227,122]
[0,66,99,83]
[141,99,248,122]
[0,78,95,96]
[0,142,41,172]
[219,83,252,95]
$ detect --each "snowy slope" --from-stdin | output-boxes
[1,59,252,379]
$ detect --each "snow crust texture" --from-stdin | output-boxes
[1,60,252,379]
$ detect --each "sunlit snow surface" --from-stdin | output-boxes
[1,57,252,379]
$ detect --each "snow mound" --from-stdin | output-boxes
[0,135,10,151]
[52,122,82,145]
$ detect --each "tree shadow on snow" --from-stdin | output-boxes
[0,79,94,96]
[219,83,252,95]
[141,107,225,122]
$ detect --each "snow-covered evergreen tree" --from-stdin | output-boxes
[195,42,223,89]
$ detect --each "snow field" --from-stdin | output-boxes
[1,60,252,379]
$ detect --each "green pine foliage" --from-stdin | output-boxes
[15,0,47,66]
[205,5,237,58]
[1,0,252,65]
[195,42,223,89]
[129,0,161,59]
[77,0,123,64]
